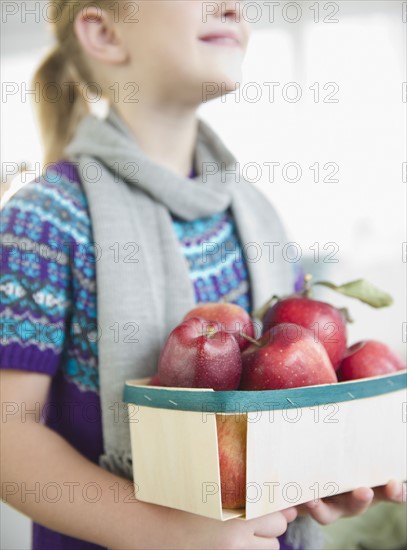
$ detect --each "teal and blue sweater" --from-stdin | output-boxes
[0,161,301,550]
[0,161,254,549]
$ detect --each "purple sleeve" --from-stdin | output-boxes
[0,181,72,376]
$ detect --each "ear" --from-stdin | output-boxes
[74,6,128,65]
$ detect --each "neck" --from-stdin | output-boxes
[111,102,199,178]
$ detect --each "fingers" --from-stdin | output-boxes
[228,516,282,550]
[278,481,407,528]
[301,499,340,525]
[295,506,310,517]
[347,487,375,515]
[372,480,407,504]
[301,487,373,525]
[281,507,298,523]
[252,511,289,538]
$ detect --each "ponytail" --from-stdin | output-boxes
[32,47,89,166]
[32,1,108,166]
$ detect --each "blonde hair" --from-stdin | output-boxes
[32,1,107,165]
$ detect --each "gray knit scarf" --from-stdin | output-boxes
[65,107,324,550]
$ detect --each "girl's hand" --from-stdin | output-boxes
[297,480,406,525]
[165,506,298,550]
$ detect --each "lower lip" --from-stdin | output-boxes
[200,37,241,48]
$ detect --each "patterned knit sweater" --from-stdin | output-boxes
[0,161,299,550]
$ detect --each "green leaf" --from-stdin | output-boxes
[314,279,393,308]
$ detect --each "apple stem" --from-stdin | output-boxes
[339,307,354,324]
[202,323,219,339]
[239,332,261,347]
[252,295,280,321]
[203,329,217,339]
[302,273,314,298]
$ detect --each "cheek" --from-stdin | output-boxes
[143,5,201,59]
[153,15,203,70]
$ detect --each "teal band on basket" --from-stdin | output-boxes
[123,371,407,412]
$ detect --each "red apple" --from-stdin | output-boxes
[338,340,406,381]
[240,323,337,390]
[158,317,242,390]
[148,373,163,386]
[216,413,247,509]
[183,303,255,351]
[262,296,347,370]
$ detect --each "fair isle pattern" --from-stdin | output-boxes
[0,164,252,394]
[172,212,251,311]
[0,171,99,392]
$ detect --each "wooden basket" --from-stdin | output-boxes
[123,371,407,521]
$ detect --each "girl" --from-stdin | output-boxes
[1,2,404,550]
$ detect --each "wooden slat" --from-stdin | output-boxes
[246,389,407,518]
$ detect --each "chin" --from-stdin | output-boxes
[216,57,245,87]
[222,79,243,93]
[200,73,244,103]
